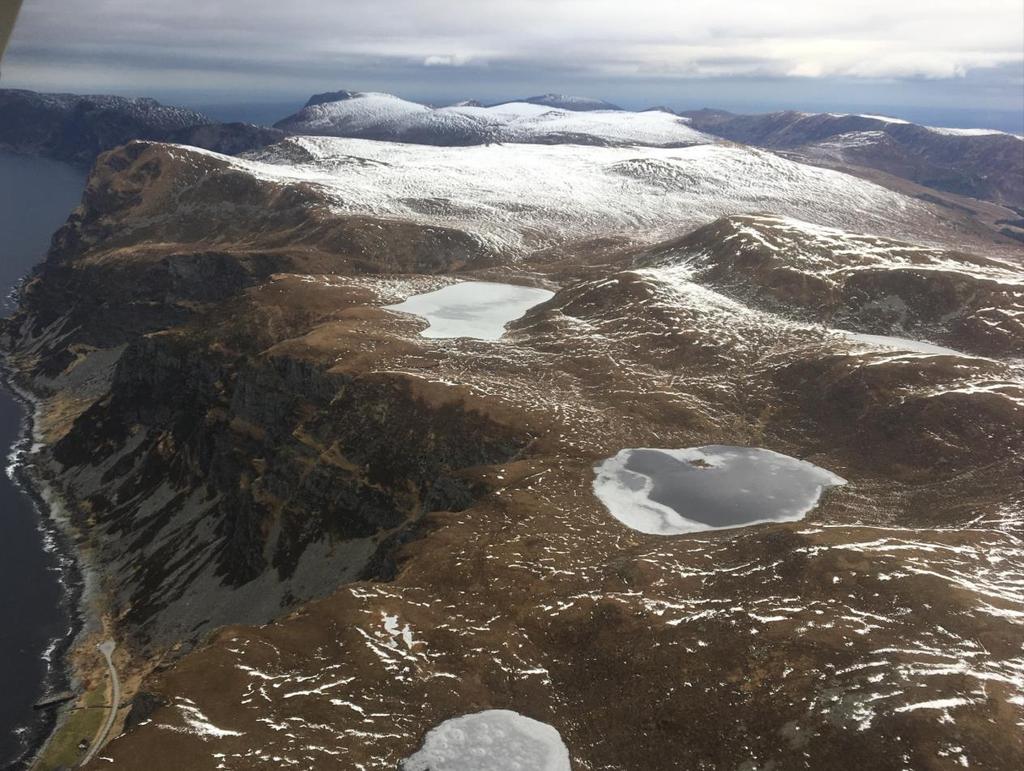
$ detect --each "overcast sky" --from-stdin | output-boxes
[3,0,1023,128]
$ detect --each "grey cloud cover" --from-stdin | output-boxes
[2,0,1022,123]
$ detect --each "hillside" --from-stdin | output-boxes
[684,109,1024,210]
[2,136,1021,769]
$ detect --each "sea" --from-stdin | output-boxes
[0,150,86,768]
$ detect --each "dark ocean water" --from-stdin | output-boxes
[0,150,86,767]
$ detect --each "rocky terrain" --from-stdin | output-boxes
[2,133,1022,769]
[0,89,284,167]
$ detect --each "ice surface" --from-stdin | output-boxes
[384,282,554,340]
[400,710,571,771]
[593,446,846,535]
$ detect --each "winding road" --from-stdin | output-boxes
[79,640,119,768]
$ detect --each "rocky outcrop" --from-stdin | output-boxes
[515,94,623,111]
[302,90,358,108]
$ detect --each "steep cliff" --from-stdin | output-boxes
[1,141,530,658]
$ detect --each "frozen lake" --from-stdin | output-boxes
[593,445,846,535]
[385,281,554,340]
[400,710,571,771]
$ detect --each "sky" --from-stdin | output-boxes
[3,0,1023,130]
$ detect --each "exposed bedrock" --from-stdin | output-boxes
[772,353,1024,471]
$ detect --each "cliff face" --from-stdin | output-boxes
[1,141,527,654]
[48,334,527,648]
[0,89,206,166]
[5,138,1023,770]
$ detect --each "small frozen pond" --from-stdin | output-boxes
[400,710,571,771]
[385,281,554,340]
[593,446,846,535]
[840,330,960,356]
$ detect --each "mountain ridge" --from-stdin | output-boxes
[273,91,707,148]
[682,108,1024,208]
[0,88,284,166]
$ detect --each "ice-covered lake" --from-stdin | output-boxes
[384,281,554,340]
[400,709,571,771]
[593,445,846,535]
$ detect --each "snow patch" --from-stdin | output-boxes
[839,331,963,357]
[278,92,709,147]
[171,700,245,739]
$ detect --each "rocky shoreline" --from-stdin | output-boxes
[0,368,90,770]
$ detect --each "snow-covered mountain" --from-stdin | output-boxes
[232,135,989,256]
[274,91,710,147]
[683,109,1024,208]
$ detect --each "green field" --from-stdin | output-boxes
[35,685,108,771]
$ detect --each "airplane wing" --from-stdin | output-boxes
[0,0,24,70]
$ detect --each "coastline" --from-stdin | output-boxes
[0,365,99,770]
[0,148,96,769]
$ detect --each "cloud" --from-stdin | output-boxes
[2,0,1021,102]
[424,54,474,67]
